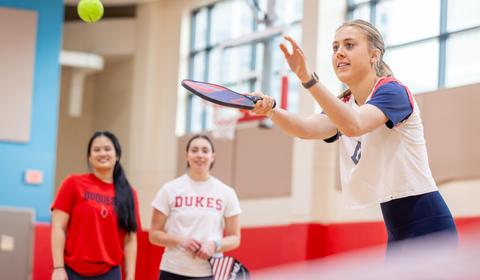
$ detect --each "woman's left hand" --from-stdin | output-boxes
[194,241,216,260]
[280,36,311,83]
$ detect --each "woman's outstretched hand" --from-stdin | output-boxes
[280,36,311,83]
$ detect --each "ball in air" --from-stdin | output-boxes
[77,0,104,23]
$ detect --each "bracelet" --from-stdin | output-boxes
[53,266,65,270]
[213,239,222,253]
[302,72,319,89]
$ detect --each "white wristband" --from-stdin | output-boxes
[213,239,222,252]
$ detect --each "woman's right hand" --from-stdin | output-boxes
[51,268,68,280]
[177,237,201,254]
[250,92,276,116]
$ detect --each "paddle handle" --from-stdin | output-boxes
[249,96,276,109]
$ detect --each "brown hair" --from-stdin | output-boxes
[337,19,393,99]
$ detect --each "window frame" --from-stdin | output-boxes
[186,0,303,134]
[347,0,480,91]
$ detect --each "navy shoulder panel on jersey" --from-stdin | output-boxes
[367,82,413,128]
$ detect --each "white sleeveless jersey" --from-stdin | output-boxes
[336,77,438,208]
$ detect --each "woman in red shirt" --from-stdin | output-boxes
[51,131,140,280]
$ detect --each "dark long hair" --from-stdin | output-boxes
[87,131,137,233]
[185,134,215,170]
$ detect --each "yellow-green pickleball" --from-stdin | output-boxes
[77,0,104,23]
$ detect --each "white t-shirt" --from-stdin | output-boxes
[328,77,438,208]
[151,174,241,277]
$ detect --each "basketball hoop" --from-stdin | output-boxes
[212,105,242,140]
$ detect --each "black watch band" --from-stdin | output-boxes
[302,72,319,89]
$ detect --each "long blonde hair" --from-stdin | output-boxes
[337,19,393,99]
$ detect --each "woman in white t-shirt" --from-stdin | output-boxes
[150,135,241,279]
[251,19,457,255]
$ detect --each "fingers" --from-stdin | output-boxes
[284,35,300,49]
[194,241,215,260]
[195,249,210,260]
[179,238,201,253]
[189,240,201,253]
[295,46,305,57]
[283,36,305,57]
[279,43,290,58]
[250,92,276,116]
[258,97,275,110]
[195,247,210,260]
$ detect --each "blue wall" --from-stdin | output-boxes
[0,0,63,222]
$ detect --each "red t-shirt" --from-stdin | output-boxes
[51,173,141,276]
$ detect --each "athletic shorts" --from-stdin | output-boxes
[65,265,121,280]
[380,191,458,254]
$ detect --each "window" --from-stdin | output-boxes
[384,39,439,93]
[185,0,303,134]
[447,0,480,32]
[210,1,254,44]
[445,29,480,87]
[348,0,480,93]
[376,0,440,46]
[348,3,370,21]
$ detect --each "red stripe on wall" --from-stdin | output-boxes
[34,223,53,280]
[135,231,163,280]
[321,222,388,256]
[33,217,480,280]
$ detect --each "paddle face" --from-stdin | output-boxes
[210,256,250,280]
[181,79,262,110]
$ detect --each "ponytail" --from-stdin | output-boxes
[338,88,352,100]
[376,60,393,77]
[113,161,137,233]
[338,60,392,100]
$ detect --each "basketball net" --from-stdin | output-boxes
[210,23,292,139]
[212,104,242,140]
